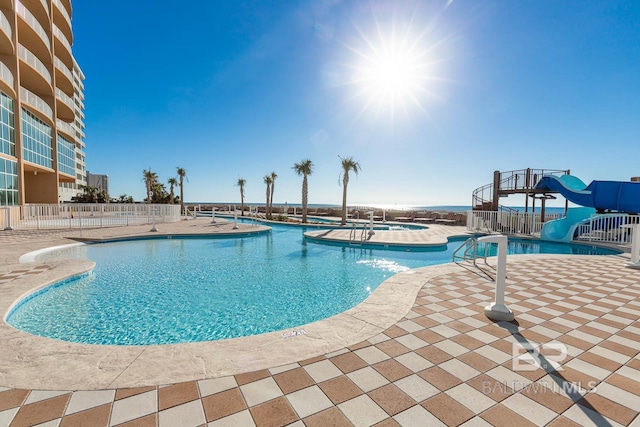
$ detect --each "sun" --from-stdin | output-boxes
[335,9,448,121]
[352,44,426,110]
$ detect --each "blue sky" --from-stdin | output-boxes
[73,0,640,207]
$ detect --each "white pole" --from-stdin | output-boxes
[3,207,12,230]
[233,209,239,229]
[150,207,158,232]
[367,211,375,236]
[211,208,216,223]
[477,235,514,321]
[623,224,640,268]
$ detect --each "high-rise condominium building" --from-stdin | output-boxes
[86,171,108,194]
[0,0,85,206]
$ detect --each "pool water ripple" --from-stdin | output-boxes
[7,226,619,345]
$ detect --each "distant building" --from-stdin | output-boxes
[87,172,108,194]
[632,177,640,182]
[0,0,86,205]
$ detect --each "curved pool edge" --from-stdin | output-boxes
[0,252,459,390]
[303,229,470,249]
[0,252,626,390]
[1,258,95,325]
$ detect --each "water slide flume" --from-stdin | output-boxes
[536,175,640,213]
[535,175,640,242]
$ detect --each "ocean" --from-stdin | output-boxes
[189,202,568,214]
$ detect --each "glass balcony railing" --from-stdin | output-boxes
[40,0,50,17]
[54,56,73,84]
[18,43,52,83]
[0,10,12,40]
[16,0,51,48]
[20,86,53,119]
[55,87,74,111]
[0,61,14,87]
[52,0,72,36]
[56,118,75,137]
[53,25,72,54]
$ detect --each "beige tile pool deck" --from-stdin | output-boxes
[0,218,638,426]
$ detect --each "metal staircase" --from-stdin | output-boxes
[472,168,569,212]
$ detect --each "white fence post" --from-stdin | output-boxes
[2,207,12,230]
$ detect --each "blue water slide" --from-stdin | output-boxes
[536,175,640,213]
[539,207,595,243]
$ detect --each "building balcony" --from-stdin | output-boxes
[52,0,72,45]
[55,87,74,121]
[20,85,53,121]
[20,0,50,25]
[18,44,53,95]
[16,0,52,60]
[56,118,75,139]
[0,9,14,55]
[0,61,14,94]
[52,24,74,70]
[54,56,74,95]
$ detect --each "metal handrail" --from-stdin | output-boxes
[349,222,357,242]
[452,237,489,265]
[360,224,367,242]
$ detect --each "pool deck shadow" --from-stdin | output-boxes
[0,219,638,426]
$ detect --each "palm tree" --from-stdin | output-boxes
[293,159,313,223]
[142,169,158,203]
[339,156,361,225]
[269,171,277,215]
[167,177,178,204]
[236,178,246,215]
[176,167,187,214]
[263,175,272,218]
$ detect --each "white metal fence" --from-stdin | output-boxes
[1,204,181,230]
[468,210,640,245]
[575,214,640,245]
[467,211,561,236]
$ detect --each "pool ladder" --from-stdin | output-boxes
[349,222,368,246]
[452,237,489,265]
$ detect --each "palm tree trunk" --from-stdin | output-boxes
[270,182,275,216]
[302,175,308,223]
[341,173,349,225]
[265,186,270,218]
[179,177,184,215]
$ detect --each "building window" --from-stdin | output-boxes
[0,92,15,157]
[57,133,75,176]
[21,108,52,168]
[0,158,18,206]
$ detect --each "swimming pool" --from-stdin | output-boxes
[286,215,426,230]
[7,224,620,345]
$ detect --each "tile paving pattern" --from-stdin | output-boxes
[0,253,638,426]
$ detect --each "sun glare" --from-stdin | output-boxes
[354,46,425,108]
[336,7,449,121]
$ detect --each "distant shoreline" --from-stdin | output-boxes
[185,203,568,214]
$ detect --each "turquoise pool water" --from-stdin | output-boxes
[7,225,620,345]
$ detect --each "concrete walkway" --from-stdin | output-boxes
[0,219,638,426]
